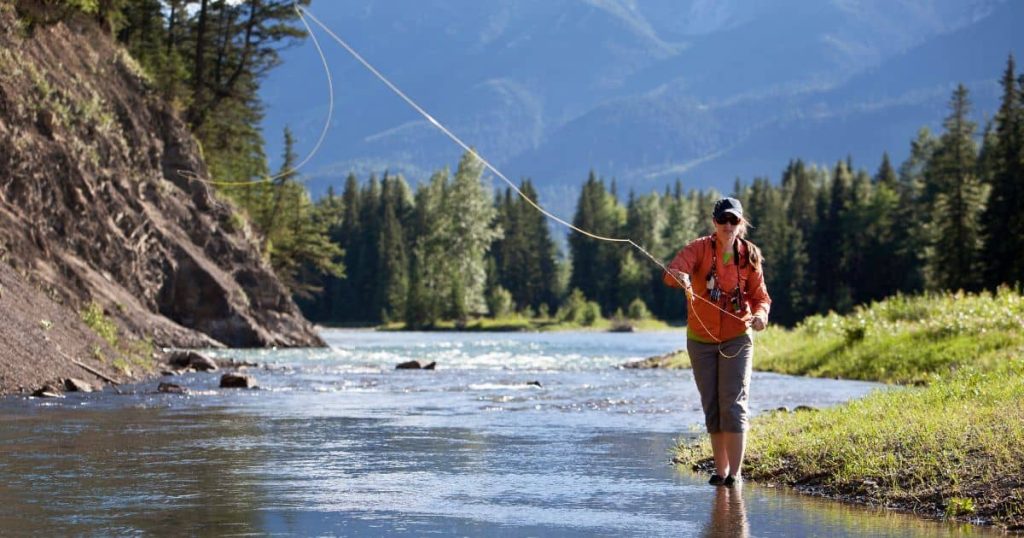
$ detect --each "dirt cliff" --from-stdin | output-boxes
[0,4,323,394]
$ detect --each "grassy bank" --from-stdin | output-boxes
[675,289,1024,529]
[754,289,1024,384]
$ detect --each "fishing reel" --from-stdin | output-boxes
[729,287,745,314]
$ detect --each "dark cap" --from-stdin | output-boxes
[713,197,743,220]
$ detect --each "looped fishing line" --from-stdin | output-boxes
[178,3,333,187]
[297,6,755,348]
[185,4,756,349]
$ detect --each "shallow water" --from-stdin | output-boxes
[0,330,993,536]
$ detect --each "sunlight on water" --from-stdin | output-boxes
[0,330,994,536]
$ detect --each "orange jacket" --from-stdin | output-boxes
[663,235,771,342]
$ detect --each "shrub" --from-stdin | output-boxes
[537,303,550,320]
[487,285,513,318]
[627,298,651,320]
[581,302,601,326]
[80,302,118,347]
[557,289,588,323]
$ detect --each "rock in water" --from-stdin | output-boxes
[167,351,218,372]
[220,373,257,389]
[157,382,186,394]
[396,360,436,370]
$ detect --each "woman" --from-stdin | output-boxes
[664,197,771,487]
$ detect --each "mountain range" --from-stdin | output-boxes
[260,0,1021,217]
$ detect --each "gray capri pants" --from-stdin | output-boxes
[687,333,753,433]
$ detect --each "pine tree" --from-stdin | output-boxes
[925,85,987,291]
[569,172,605,305]
[875,152,898,189]
[752,178,805,324]
[406,170,448,327]
[299,185,345,321]
[623,190,663,311]
[320,173,361,321]
[568,172,625,313]
[377,181,408,321]
[493,181,558,312]
[813,160,853,312]
[355,176,382,319]
[863,154,902,299]
[982,55,1024,287]
[891,128,937,293]
[844,168,875,304]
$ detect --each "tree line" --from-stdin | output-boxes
[302,56,1023,327]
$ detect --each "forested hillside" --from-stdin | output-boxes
[297,61,1023,328]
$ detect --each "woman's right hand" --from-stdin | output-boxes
[668,269,690,288]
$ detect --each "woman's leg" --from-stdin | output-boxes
[688,339,725,475]
[718,335,753,478]
[723,432,745,477]
[710,432,729,476]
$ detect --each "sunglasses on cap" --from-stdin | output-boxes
[714,214,740,226]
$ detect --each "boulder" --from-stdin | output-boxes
[157,382,186,394]
[167,351,218,372]
[219,373,257,389]
[396,360,436,370]
[63,378,94,392]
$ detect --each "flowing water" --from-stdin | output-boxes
[0,330,992,536]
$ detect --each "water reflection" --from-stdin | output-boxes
[703,485,749,538]
[0,407,271,535]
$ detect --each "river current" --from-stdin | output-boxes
[0,330,990,536]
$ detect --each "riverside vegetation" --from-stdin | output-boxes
[674,288,1024,529]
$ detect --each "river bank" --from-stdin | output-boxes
[672,289,1024,530]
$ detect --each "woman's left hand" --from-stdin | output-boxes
[750,315,767,331]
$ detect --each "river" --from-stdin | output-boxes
[0,330,990,536]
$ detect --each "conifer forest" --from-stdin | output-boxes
[96,1,1023,328]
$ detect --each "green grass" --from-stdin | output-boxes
[755,288,1024,384]
[675,289,1024,529]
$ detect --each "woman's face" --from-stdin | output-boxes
[713,213,740,244]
